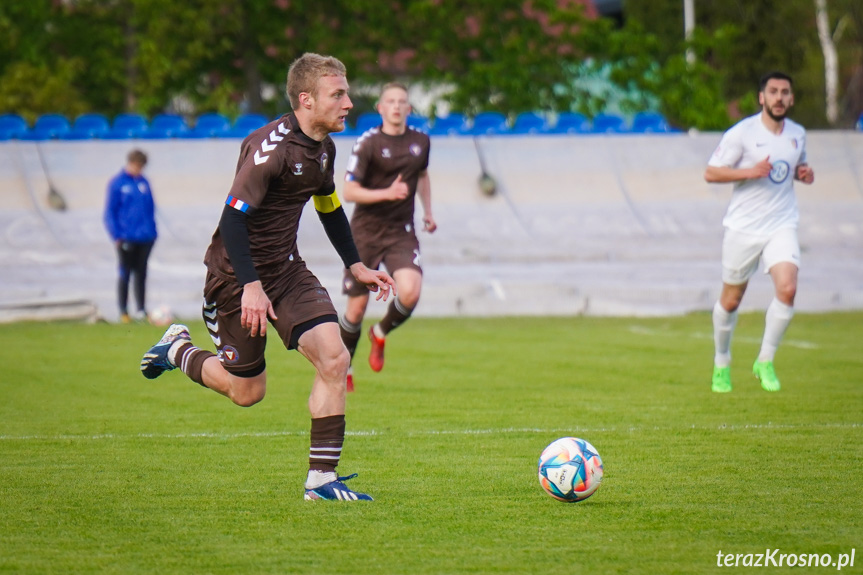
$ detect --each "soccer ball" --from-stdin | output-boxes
[538,437,603,502]
[148,304,174,326]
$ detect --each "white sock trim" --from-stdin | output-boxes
[305,470,337,490]
[167,339,188,367]
[393,296,413,317]
[339,314,361,333]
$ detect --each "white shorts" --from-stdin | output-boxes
[721,227,800,285]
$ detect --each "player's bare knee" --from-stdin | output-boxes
[720,294,742,312]
[320,347,350,382]
[232,386,265,407]
[229,374,266,407]
[398,289,420,309]
[777,284,797,305]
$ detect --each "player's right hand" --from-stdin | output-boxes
[349,262,397,301]
[241,280,277,337]
[752,156,772,179]
[387,174,409,201]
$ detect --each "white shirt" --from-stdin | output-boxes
[708,113,808,236]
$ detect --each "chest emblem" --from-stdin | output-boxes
[410,144,422,156]
[293,162,303,176]
[320,152,328,172]
[382,148,391,159]
[769,160,790,184]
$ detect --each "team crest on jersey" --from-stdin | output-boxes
[769,160,790,184]
[410,144,421,156]
[382,148,391,158]
[293,162,303,175]
[220,345,239,365]
[320,152,328,172]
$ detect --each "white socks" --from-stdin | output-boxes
[713,298,794,366]
[167,338,188,367]
[713,301,738,367]
[305,470,337,490]
[758,298,794,362]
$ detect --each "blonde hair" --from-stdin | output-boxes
[286,53,347,109]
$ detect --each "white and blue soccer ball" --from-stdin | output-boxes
[148,304,174,327]
[538,437,604,502]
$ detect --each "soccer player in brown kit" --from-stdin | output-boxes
[339,82,436,391]
[139,53,396,501]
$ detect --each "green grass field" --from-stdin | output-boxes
[1,312,861,574]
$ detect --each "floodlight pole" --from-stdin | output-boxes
[684,0,695,64]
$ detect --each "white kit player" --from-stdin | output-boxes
[704,71,815,393]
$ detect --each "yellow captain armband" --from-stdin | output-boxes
[313,191,342,214]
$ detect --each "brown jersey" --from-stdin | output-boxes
[344,125,430,247]
[204,113,336,296]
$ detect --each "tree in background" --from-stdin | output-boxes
[0,2,90,123]
[575,16,734,130]
[625,0,863,128]
[1,0,859,130]
[404,0,600,116]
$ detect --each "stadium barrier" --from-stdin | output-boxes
[3,111,689,141]
[1,132,862,322]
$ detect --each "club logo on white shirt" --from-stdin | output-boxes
[769,160,790,184]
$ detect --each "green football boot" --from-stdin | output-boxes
[752,360,781,392]
[711,366,732,393]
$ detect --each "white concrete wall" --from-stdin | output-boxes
[1,131,862,322]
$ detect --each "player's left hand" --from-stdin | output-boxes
[423,215,437,233]
[349,262,397,301]
[796,164,814,184]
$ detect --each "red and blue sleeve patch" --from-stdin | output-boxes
[226,195,252,213]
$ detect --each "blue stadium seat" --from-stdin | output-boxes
[0,114,28,140]
[227,113,269,138]
[428,113,469,136]
[64,113,110,140]
[407,115,430,132]
[631,111,672,133]
[186,113,231,138]
[511,112,549,135]
[355,112,383,133]
[20,113,71,140]
[469,111,509,135]
[142,114,190,139]
[857,113,863,131]
[591,112,627,134]
[105,113,149,139]
[548,112,590,134]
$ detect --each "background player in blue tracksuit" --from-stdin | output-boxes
[103,149,158,323]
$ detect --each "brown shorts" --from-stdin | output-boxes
[202,268,338,374]
[342,233,422,297]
